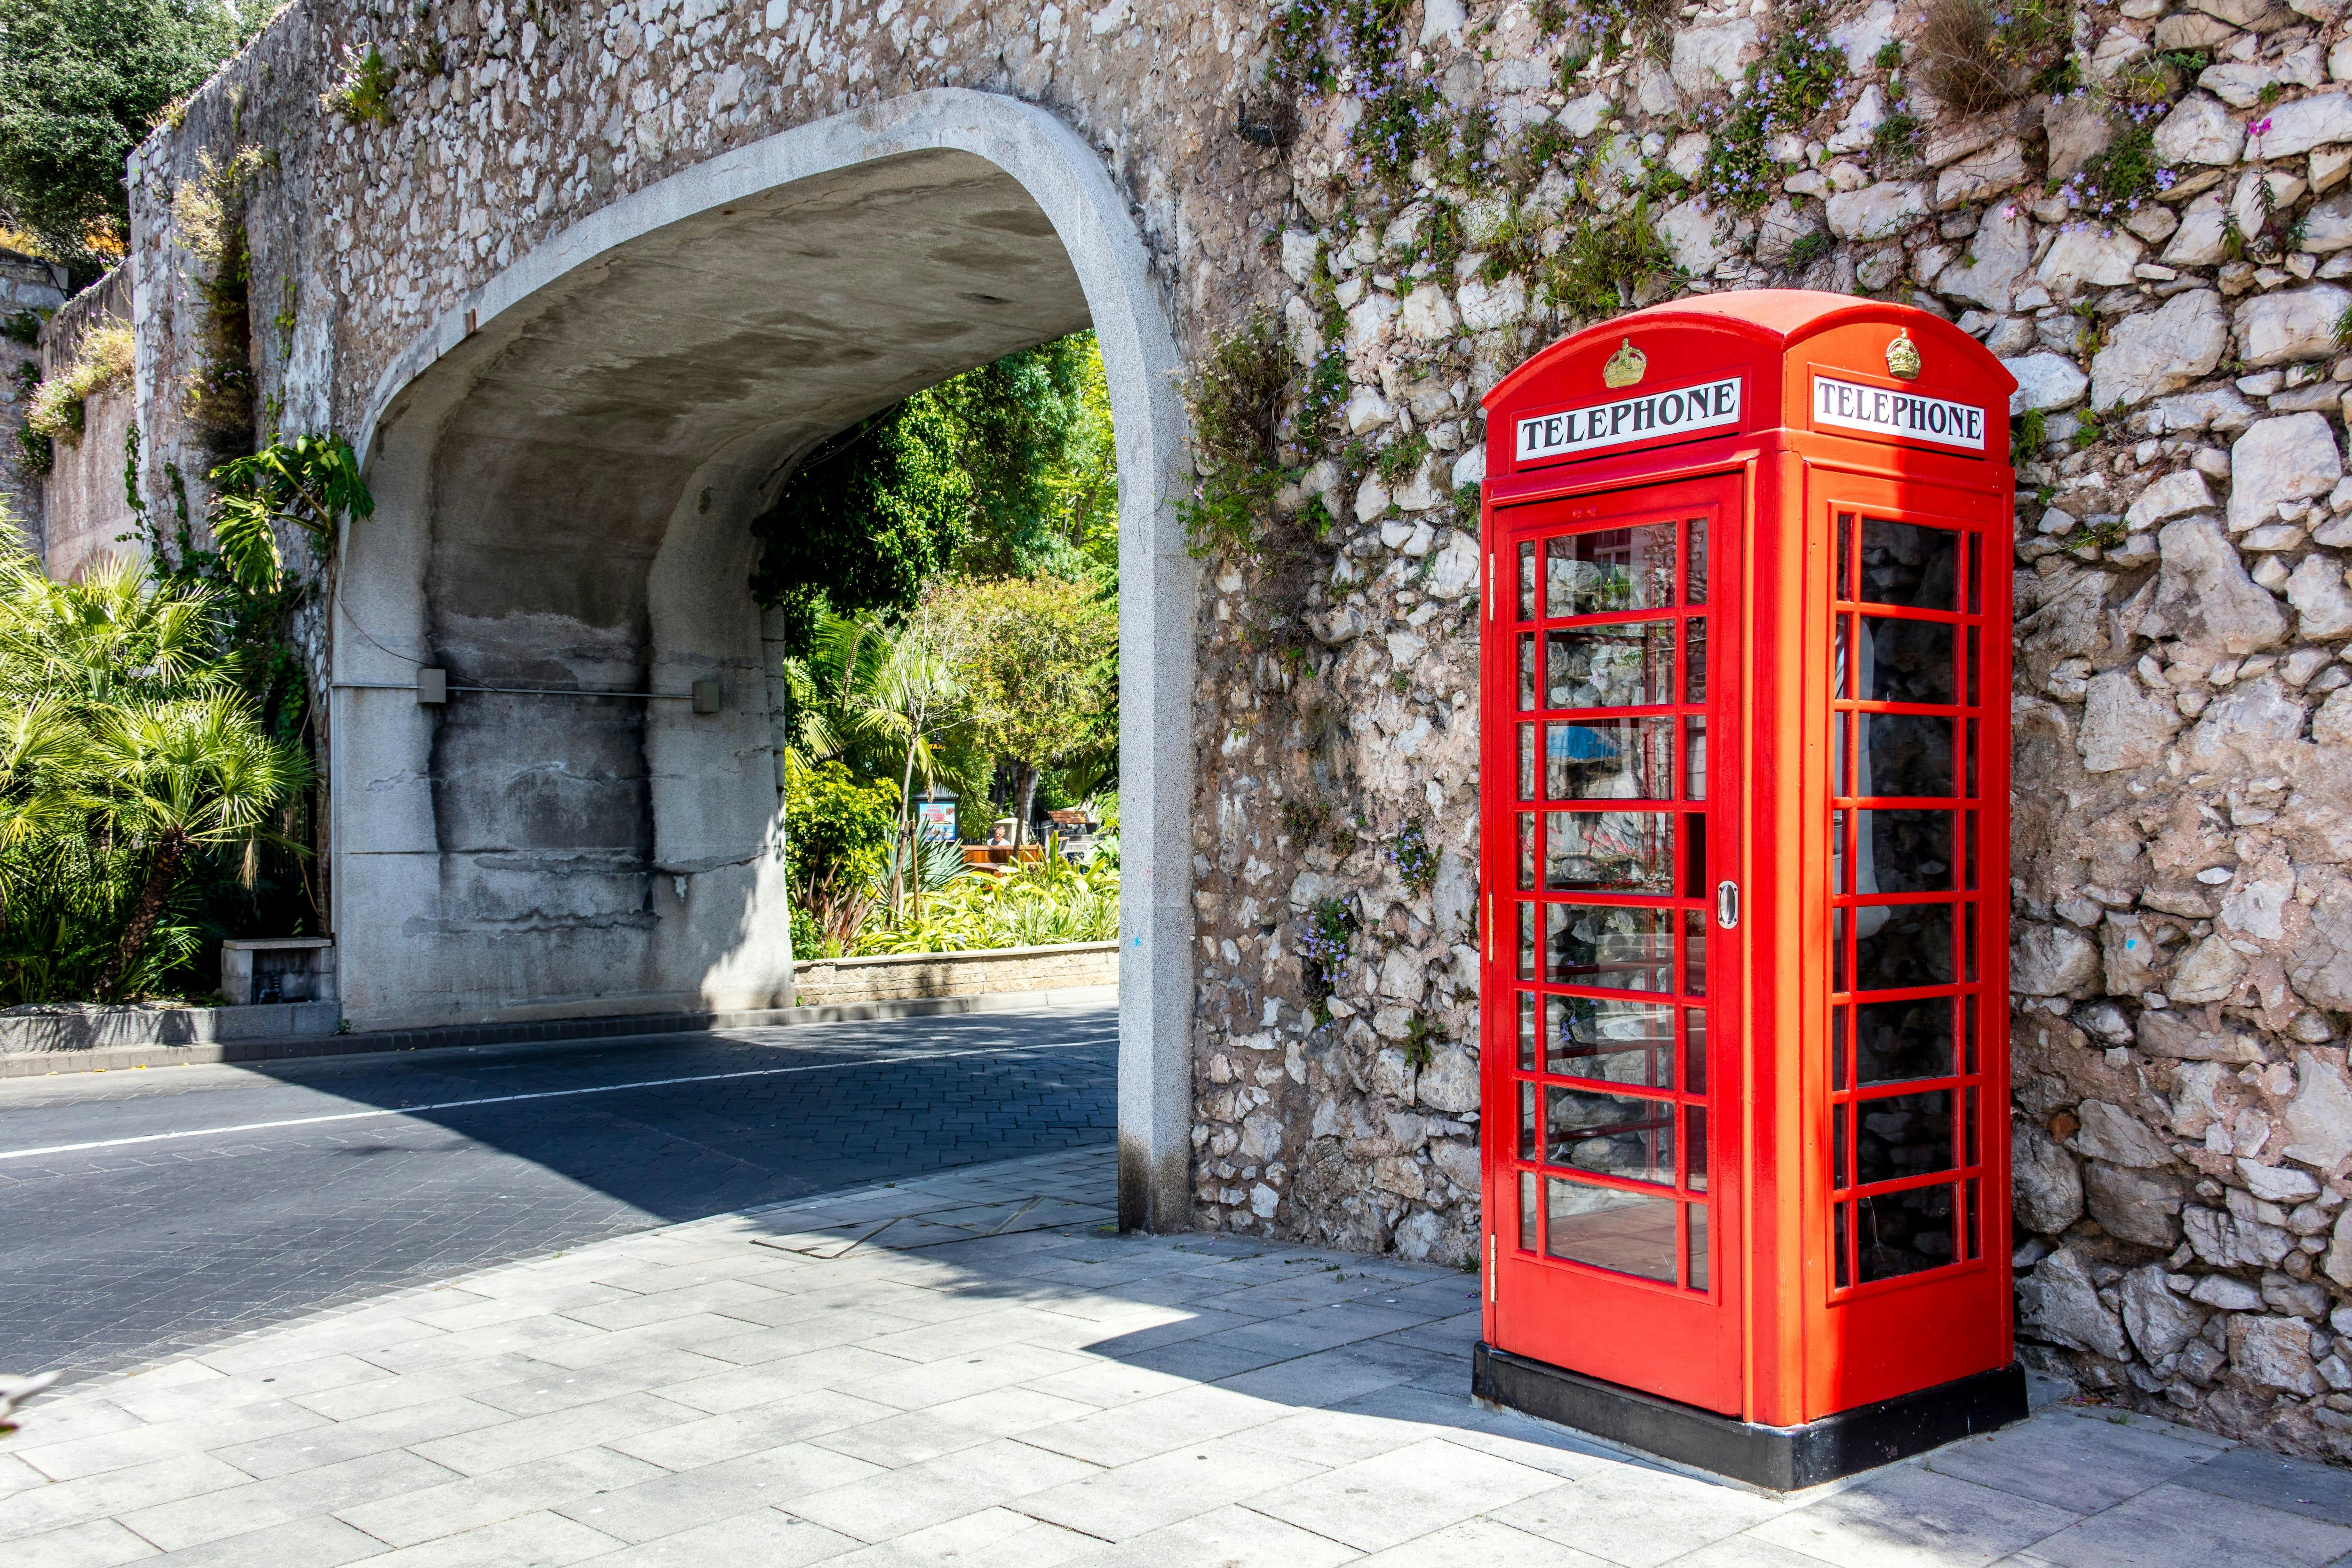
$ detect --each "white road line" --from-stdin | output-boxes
[0,1042,1105,1162]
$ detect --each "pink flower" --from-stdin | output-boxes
[2251,116,2273,138]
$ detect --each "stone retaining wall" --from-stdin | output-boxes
[0,999,342,1057]
[793,942,1120,1007]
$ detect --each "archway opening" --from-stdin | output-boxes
[334,98,1192,1229]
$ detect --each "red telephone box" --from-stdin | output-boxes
[1471,293,2026,1488]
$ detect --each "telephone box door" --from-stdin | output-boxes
[1482,470,1744,1416]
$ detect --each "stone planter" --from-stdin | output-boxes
[0,999,343,1058]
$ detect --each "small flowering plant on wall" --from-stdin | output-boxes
[1388,817,1439,897]
[1300,894,1360,1024]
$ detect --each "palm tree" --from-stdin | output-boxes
[85,696,310,1000]
[865,630,964,919]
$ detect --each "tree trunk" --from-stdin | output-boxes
[100,828,186,1002]
[1012,763,1039,855]
[893,739,919,919]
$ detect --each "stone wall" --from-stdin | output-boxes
[106,0,2352,1459]
[792,941,1119,1005]
[34,267,140,581]
[0,248,68,549]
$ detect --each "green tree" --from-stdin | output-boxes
[782,754,898,955]
[935,330,1117,578]
[749,393,969,662]
[928,575,1115,852]
[0,538,309,1001]
[0,0,244,270]
[747,332,1120,658]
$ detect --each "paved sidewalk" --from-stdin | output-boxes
[6,1148,2352,1568]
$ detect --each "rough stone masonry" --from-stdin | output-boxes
[87,0,2352,1461]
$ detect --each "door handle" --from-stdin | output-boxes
[1716,879,1740,930]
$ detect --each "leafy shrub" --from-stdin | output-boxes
[24,322,132,446]
[324,43,397,125]
[1918,0,2070,116]
[1697,5,1848,213]
[1544,198,1681,317]
[853,844,1118,955]
[1178,312,1294,561]
[784,755,898,952]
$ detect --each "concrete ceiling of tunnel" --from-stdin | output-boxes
[432,148,1091,470]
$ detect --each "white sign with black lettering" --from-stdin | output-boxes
[1812,375,1986,451]
[1515,377,1743,463]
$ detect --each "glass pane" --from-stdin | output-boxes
[1685,516,1708,605]
[1831,1004,1848,1090]
[1834,1102,1849,1188]
[1683,817,1707,899]
[1855,811,1953,894]
[1518,632,1536,711]
[1860,715,1955,799]
[1687,1202,1709,1291]
[1548,997,1675,1086]
[1966,533,1982,613]
[1854,902,1955,991]
[1835,513,1855,602]
[1685,616,1707,703]
[1857,1090,1956,1186]
[1963,994,1978,1075]
[1861,617,1957,706]
[1832,908,1847,994]
[1964,718,1979,798]
[1964,1178,1981,1259]
[1518,992,1538,1071]
[1546,524,1677,617]
[1965,626,1980,707]
[1831,713,1850,796]
[1518,814,1535,891]
[1520,1082,1537,1159]
[1858,1184,1958,1282]
[1520,1170,1540,1251]
[1546,1086,1675,1184]
[1962,910,1979,982]
[1961,812,1978,890]
[1518,902,1536,981]
[1684,1007,1707,1094]
[1685,1106,1708,1192]
[1546,1178,1677,1282]
[1546,623,1674,709]
[1855,997,1955,1083]
[1835,1203,1851,1288]
[1518,540,1537,621]
[1858,518,1959,610]
[1548,903,1675,991]
[1517,724,1535,798]
[1547,810,1675,893]
[1683,908,1708,996]
[1549,716,1673,799]
[1683,716,1707,800]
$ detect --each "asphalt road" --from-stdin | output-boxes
[0,1001,1117,1385]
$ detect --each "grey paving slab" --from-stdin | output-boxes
[782,1437,1102,1543]
[330,1447,665,1548]
[1072,1501,1360,1568]
[2015,1480,2352,1568]
[0,1454,261,1544]
[565,1508,861,1566]
[820,1506,1100,1568]
[1747,1463,2081,1568]
[138,1514,388,1568]
[357,1511,622,1568]
[603,1389,895,1470]
[1016,1383,1288,1467]
[550,1441,884,1543]
[1923,1408,2222,1514]
[1244,1435,1565,1552]
[120,1449,463,1552]
[8,1516,159,1568]
[1492,1462,1793,1568]
[1355,1516,1616,1568]
[1012,1434,1326,1541]
[2171,1442,2352,1526]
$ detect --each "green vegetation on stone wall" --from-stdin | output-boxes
[0,0,249,274]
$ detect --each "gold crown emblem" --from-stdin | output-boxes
[1886,329,1922,381]
[1603,338,1647,389]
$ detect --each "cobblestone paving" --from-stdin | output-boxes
[0,999,1116,1385]
[6,1146,2350,1568]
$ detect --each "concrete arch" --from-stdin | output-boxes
[330,88,1194,1228]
